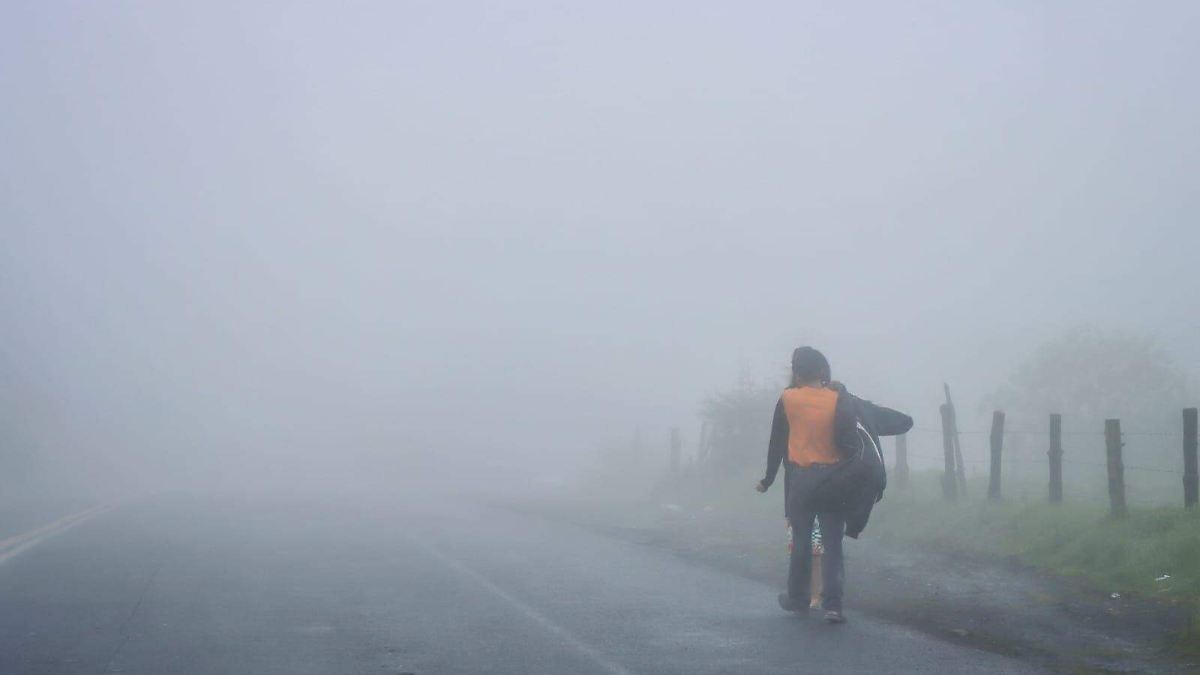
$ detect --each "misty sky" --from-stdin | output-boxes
[3,2,1198,487]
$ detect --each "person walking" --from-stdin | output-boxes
[756,346,911,623]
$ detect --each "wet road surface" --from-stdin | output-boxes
[0,494,1044,674]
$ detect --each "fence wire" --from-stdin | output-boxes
[895,416,1197,509]
[903,427,1187,476]
[911,427,1179,438]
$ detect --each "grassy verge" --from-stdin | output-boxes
[873,472,1200,644]
[657,467,1200,606]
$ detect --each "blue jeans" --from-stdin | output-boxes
[788,511,845,611]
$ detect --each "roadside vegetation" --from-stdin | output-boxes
[879,477,1200,600]
[873,471,1200,640]
[656,466,1200,623]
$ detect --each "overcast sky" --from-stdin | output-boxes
[2,1,1197,487]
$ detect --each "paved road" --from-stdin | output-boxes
[0,493,1043,674]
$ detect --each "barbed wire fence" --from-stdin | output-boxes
[891,407,1198,514]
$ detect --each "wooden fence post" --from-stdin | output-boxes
[940,404,958,500]
[1048,414,1063,503]
[988,411,1005,501]
[1105,419,1127,518]
[944,384,968,496]
[1184,408,1198,509]
[895,433,910,489]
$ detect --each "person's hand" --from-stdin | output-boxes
[755,480,768,493]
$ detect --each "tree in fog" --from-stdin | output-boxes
[698,376,778,471]
[990,327,1191,428]
[988,326,1193,480]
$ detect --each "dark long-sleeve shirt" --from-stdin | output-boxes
[761,399,789,489]
[861,402,915,438]
[761,390,913,490]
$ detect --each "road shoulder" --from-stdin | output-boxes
[508,496,1198,675]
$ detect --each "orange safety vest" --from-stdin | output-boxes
[781,386,840,467]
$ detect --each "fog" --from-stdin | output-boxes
[3,1,1198,500]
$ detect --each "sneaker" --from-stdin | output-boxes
[823,610,846,624]
[777,593,807,613]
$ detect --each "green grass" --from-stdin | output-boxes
[873,472,1200,618]
[656,466,1200,622]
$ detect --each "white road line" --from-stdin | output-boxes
[412,537,635,675]
[0,504,115,565]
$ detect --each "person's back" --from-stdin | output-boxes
[779,386,840,467]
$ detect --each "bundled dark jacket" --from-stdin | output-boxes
[763,384,912,538]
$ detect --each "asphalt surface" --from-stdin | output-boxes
[0,493,1046,674]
